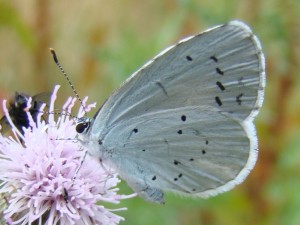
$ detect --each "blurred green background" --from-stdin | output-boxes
[0,0,300,225]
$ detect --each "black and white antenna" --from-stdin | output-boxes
[50,48,87,115]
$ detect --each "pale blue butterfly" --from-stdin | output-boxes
[76,20,266,204]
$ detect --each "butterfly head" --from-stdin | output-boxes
[76,117,93,134]
[75,117,103,158]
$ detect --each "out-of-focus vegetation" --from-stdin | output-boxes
[0,0,300,225]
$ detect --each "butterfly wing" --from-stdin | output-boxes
[87,21,265,203]
[100,106,255,203]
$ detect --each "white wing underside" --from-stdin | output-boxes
[86,21,265,203]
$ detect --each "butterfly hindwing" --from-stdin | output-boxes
[102,106,254,203]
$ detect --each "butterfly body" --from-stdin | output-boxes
[77,21,265,203]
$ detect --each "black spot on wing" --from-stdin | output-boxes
[174,160,181,165]
[186,55,193,61]
[210,55,218,62]
[216,68,224,75]
[127,128,139,141]
[216,81,225,91]
[181,115,186,122]
[215,96,222,106]
[177,130,183,134]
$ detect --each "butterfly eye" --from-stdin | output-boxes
[76,121,90,134]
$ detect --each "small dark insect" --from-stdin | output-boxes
[0,92,51,135]
[63,187,69,203]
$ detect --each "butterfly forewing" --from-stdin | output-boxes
[84,21,265,203]
[90,21,264,137]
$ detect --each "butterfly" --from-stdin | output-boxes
[0,92,50,135]
[76,20,266,204]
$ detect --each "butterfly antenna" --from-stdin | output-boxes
[45,110,79,121]
[50,48,87,115]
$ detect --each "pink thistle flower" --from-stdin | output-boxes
[0,85,135,225]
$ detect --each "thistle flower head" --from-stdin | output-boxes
[0,85,134,225]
